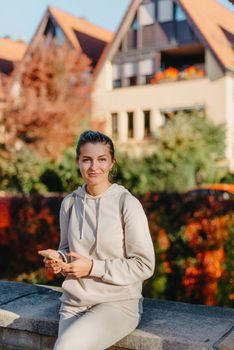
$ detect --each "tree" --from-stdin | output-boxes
[147,110,226,192]
[3,40,92,160]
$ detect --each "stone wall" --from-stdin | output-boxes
[0,282,233,350]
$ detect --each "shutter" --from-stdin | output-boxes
[123,62,137,77]
[112,64,121,80]
[139,59,154,75]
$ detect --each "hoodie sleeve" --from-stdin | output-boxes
[89,194,155,286]
[57,195,73,263]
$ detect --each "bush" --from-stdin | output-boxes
[0,194,62,283]
[0,193,233,306]
[0,148,47,194]
[142,193,234,307]
[0,110,227,195]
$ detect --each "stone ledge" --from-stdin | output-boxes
[0,281,234,350]
[216,330,234,350]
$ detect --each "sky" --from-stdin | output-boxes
[0,0,233,43]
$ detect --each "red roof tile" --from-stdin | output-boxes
[178,0,234,70]
[49,6,114,50]
[95,0,234,78]
[0,38,27,62]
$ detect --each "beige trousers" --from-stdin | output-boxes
[54,299,142,350]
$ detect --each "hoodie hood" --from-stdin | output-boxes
[72,184,129,256]
[73,183,127,199]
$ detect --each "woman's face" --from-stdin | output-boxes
[78,142,114,187]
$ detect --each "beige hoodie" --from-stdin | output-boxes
[58,184,155,307]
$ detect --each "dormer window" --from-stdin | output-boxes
[157,0,173,23]
[139,2,155,26]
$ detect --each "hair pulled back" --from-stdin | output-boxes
[76,130,115,161]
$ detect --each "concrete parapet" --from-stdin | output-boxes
[0,281,233,350]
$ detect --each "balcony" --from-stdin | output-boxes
[151,64,205,84]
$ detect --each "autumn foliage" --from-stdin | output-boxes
[0,192,233,306]
[3,40,92,160]
[143,193,234,307]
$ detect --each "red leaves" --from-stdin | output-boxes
[0,198,11,228]
[0,194,61,280]
[140,192,234,306]
[0,192,233,305]
[3,40,92,160]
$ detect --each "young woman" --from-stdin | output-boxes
[39,130,155,350]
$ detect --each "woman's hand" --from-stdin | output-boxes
[61,252,93,278]
[39,249,64,275]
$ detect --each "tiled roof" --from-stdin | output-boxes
[178,0,234,70]
[0,38,27,62]
[95,0,234,78]
[49,6,114,50]
[0,76,3,99]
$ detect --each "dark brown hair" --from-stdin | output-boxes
[76,130,115,161]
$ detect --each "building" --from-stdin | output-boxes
[0,38,27,111]
[0,76,5,116]
[0,38,27,76]
[23,6,114,69]
[92,0,234,167]
[1,6,114,152]
[9,6,114,107]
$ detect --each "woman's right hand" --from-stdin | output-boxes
[40,249,64,274]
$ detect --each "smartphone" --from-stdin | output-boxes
[38,251,61,262]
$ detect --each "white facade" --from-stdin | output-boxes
[92,47,234,166]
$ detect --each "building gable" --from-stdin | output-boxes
[95,0,234,83]
[118,0,200,53]
[26,6,114,69]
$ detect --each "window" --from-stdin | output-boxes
[127,112,134,138]
[118,42,123,52]
[44,18,65,47]
[139,3,155,26]
[144,110,151,138]
[158,0,173,23]
[139,59,154,85]
[44,18,56,37]
[127,76,137,86]
[113,79,122,88]
[112,64,122,89]
[174,4,187,22]
[123,62,137,87]
[111,113,118,138]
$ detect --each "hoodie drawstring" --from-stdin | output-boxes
[95,198,102,255]
[79,195,102,256]
[81,193,87,239]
